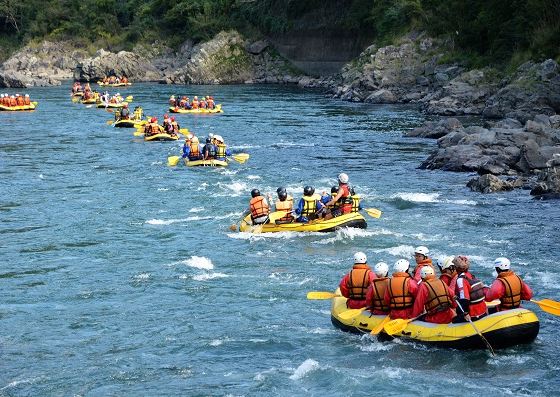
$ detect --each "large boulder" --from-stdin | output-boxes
[467,174,515,193]
[75,49,163,82]
[404,118,463,139]
[0,41,87,86]
[483,59,560,122]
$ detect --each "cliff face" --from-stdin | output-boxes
[269,29,374,76]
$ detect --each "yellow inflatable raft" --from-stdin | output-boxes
[81,98,98,104]
[169,104,223,114]
[114,119,146,128]
[184,159,228,167]
[97,82,132,87]
[144,133,179,141]
[0,102,38,111]
[238,212,367,233]
[330,292,539,350]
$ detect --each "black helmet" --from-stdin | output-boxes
[251,188,261,198]
[303,186,315,196]
[331,186,339,194]
[276,187,287,199]
[206,138,211,143]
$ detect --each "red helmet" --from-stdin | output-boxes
[171,117,175,121]
[151,117,157,123]
[164,113,168,118]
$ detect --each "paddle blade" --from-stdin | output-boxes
[371,315,391,335]
[167,156,180,166]
[229,224,238,231]
[383,318,411,335]
[232,154,249,164]
[133,129,144,137]
[536,299,560,309]
[125,96,133,101]
[106,120,114,125]
[179,128,190,135]
[338,308,365,320]
[364,208,382,218]
[531,299,560,316]
[267,211,292,224]
[306,291,340,300]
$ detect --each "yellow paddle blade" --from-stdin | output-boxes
[133,129,144,137]
[371,315,391,335]
[229,224,238,231]
[106,120,114,125]
[179,128,190,135]
[383,318,412,335]
[537,298,560,309]
[125,96,133,101]
[338,308,366,320]
[306,291,340,300]
[364,208,382,218]
[232,153,250,163]
[531,299,560,316]
[167,156,180,166]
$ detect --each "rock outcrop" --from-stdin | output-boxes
[0,41,88,87]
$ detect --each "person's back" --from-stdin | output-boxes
[295,186,324,223]
[215,136,230,161]
[384,259,418,319]
[450,256,488,322]
[274,187,293,224]
[188,137,202,160]
[485,257,532,311]
[24,94,31,106]
[412,267,455,324]
[365,262,390,315]
[339,252,375,309]
[203,138,217,159]
[120,106,130,119]
[249,189,269,225]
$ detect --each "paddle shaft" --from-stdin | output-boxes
[456,300,496,356]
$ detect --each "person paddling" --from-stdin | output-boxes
[249,189,270,225]
[365,262,391,315]
[412,246,435,282]
[412,266,456,324]
[485,257,533,311]
[449,255,488,322]
[383,259,419,319]
[339,252,375,309]
[324,173,353,219]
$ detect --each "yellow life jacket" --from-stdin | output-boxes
[347,264,372,300]
[301,194,321,218]
[216,143,227,158]
[497,271,523,309]
[351,195,360,213]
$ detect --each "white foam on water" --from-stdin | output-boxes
[1,377,42,391]
[145,219,177,225]
[377,366,408,379]
[209,338,227,346]
[227,231,320,240]
[230,144,258,149]
[450,199,477,205]
[526,271,560,288]
[308,327,334,335]
[133,273,150,280]
[38,174,44,179]
[247,175,261,180]
[157,188,169,191]
[181,256,214,270]
[393,192,440,203]
[483,238,508,244]
[289,359,320,380]
[150,161,163,166]
[193,272,229,281]
[216,181,248,197]
[372,244,415,257]
[189,207,204,213]
[359,341,394,352]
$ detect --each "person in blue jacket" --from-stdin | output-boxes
[295,186,325,223]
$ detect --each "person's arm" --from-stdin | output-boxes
[326,190,343,207]
[412,285,426,317]
[484,280,503,302]
[295,199,304,215]
[521,280,533,300]
[339,275,350,298]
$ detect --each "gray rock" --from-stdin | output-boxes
[364,89,396,103]
[247,40,269,55]
[467,174,514,193]
[494,118,523,129]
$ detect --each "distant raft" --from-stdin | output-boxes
[184,159,228,167]
[144,133,179,141]
[169,104,223,114]
[330,292,539,350]
[238,212,367,233]
[97,82,132,87]
[0,102,38,111]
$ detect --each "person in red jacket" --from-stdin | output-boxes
[412,266,456,324]
[485,257,533,311]
[384,259,419,319]
[365,262,390,315]
[412,246,435,282]
[439,256,456,286]
[449,255,488,322]
[339,252,376,309]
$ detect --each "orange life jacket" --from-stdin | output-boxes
[189,143,200,157]
[370,277,390,312]
[192,100,199,109]
[207,99,215,108]
[275,197,293,222]
[497,271,523,309]
[150,123,160,134]
[10,97,17,107]
[414,258,434,276]
[346,264,372,300]
[24,97,31,105]
[2,97,8,105]
[16,96,24,106]
[388,272,414,309]
[423,276,452,314]
[250,196,269,219]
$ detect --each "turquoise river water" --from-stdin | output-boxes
[1,83,560,396]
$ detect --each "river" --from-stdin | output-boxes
[1,83,559,396]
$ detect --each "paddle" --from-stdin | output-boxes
[371,315,391,335]
[106,120,114,125]
[167,156,180,166]
[338,307,367,320]
[231,153,250,164]
[530,299,560,316]
[307,291,341,300]
[364,208,382,218]
[383,316,422,335]
[456,301,495,356]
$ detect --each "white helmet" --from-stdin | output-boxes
[414,246,430,256]
[338,173,349,184]
[420,266,435,279]
[353,251,367,264]
[374,262,389,277]
[215,135,223,143]
[394,259,410,273]
[494,257,511,271]
[25,94,29,97]
[441,256,455,270]
[209,133,214,139]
